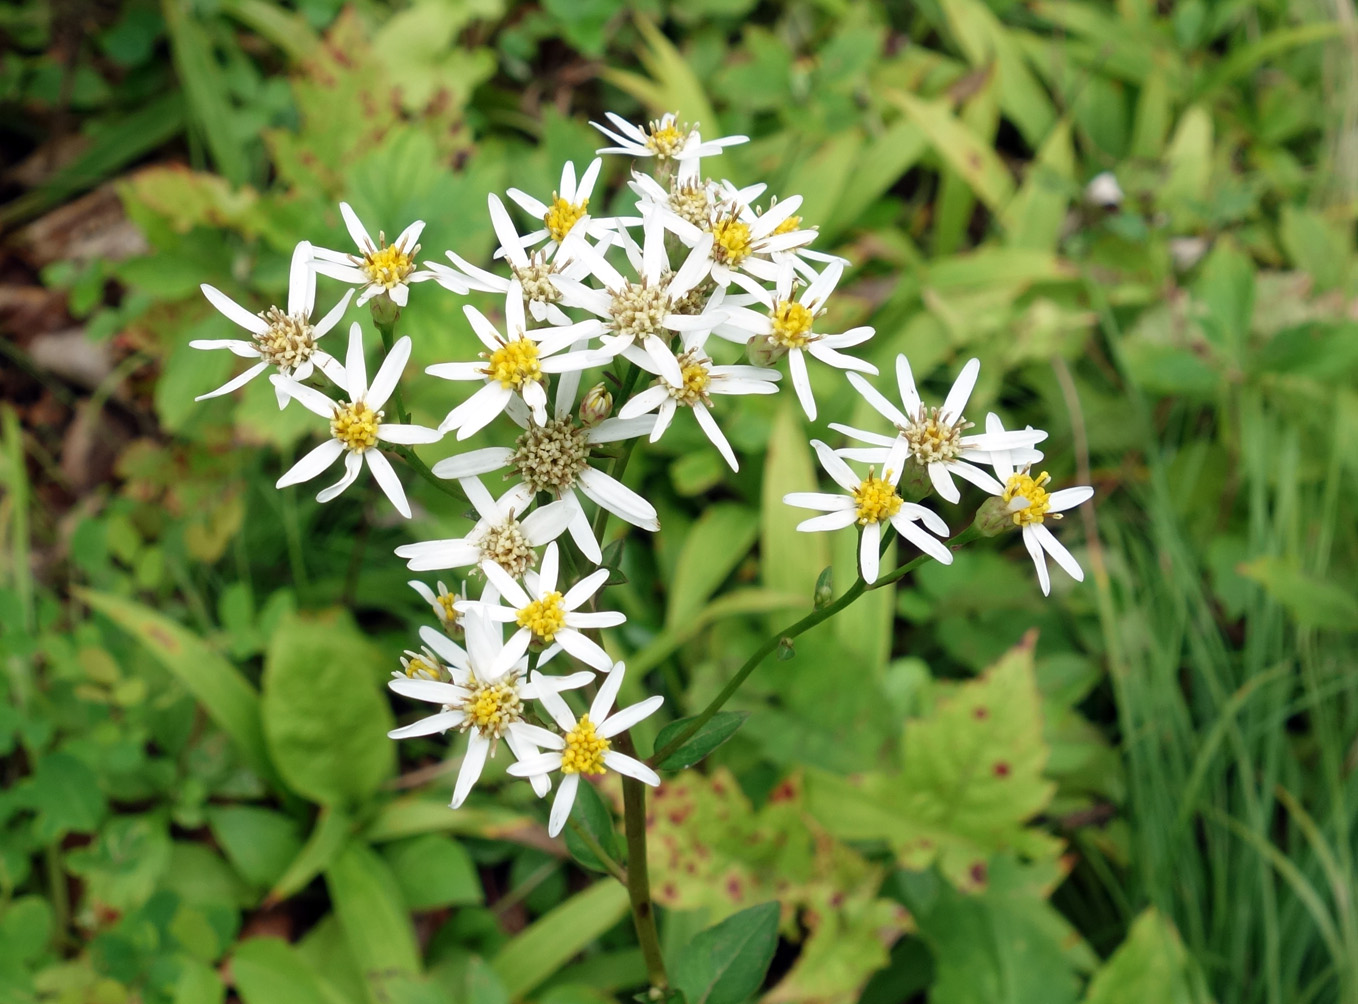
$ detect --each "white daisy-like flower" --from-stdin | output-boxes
[430,373,660,563]
[983,415,1094,596]
[785,439,954,584]
[427,281,610,438]
[391,645,447,682]
[409,579,466,634]
[503,159,617,256]
[388,612,593,806]
[655,190,816,289]
[715,261,876,421]
[394,476,573,578]
[310,203,436,308]
[426,193,608,325]
[833,356,1049,504]
[271,323,441,518]
[552,216,721,386]
[507,661,663,837]
[193,241,353,407]
[591,111,747,166]
[465,542,623,673]
[617,332,780,471]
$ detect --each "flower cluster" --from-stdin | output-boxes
[189,110,1094,834]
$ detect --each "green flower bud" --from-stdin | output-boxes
[974,495,1017,538]
[897,456,934,502]
[746,334,786,367]
[579,383,613,426]
[369,293,401,327]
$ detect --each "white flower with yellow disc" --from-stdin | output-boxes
[833,357,1048,504]
[981,415,1094,596]
[387,611,593,806]
[311,203,436,308]
[785,439,954,584]
[507,661,663,837]
[193,241,353,407]
[591,111,747,166]
[464,542,622,674]
[503,159,617,256]
[409,579,466,634]
[271,323,441,518]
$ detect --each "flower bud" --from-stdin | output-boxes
[369,292,401,327]
[579,383,613,426]
[974,495,1018,538]
[897,456,934,502]
[746,334,786,367]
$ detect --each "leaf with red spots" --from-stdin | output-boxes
[804,635,1060,889]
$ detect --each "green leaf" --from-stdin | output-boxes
[206,805,304,891]
[599,17,719,142]
[268,805,354,904]
[1252,322,1358,381]
[759,401,825,622]
[887,90,1015,212]
[562,780,622,875]
[261,611,395,806]
[782,131,863,236]
[831,118,927,237]
[667,503,758,628]
[1002,119,1075,251]
[1157,105,1212,223]
[489,880,629,999]
[1237,557,1358,632]
[805,635,1059,888]
[233,937,346,1004]
[19,752,107,843]
[1279,206,1351,292]
[76,588,278,786]
[162,0,250,185]
[0,896,54,964]
[673,901,780,1004]
[1083,909,1211,1004]
[653,712,749,771]
[383,833,483,909]
[326,841,422,977]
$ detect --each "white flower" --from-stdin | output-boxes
[652,190,816,289]
[591,111,747,165]
[507,661,663,837]
[983,415,1094,596]
[392,645,447,682]
[387,613,593,806]
[394,476,573,577]
[552,216,722,386]
[715,261,876,421]
[426,281,610,438]
[426,194,607,325]
[311,203,436,308]
[785,439,954,584]
[617,332,780,471]
[833,356,1048,504]
[430,374,660,563]
[409,579,466,633]
[503,159,617,255]
[271,323,441,517]
[193,241,352,406]
[466,542,623,673]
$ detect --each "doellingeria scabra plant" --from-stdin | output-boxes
[191,110,1093,992]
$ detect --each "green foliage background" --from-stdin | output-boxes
[2,0,1358,1002]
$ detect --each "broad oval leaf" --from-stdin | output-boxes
[654,712,749,771]
[673,901,780,1004]
[563,778,622,875]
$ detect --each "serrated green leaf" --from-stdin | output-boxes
[673,901,779,1004]
[261,611,395,806]
[653,712,749,771]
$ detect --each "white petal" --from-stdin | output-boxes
[276,438,343,487]
[272,377,338,418]
[288,241,316,317]
[562,567,610,610]
[789,349,817,421]
[576,468,660,530]
[811,440,861,492]
[451,732,490,808]
[896,518,955,565]
[602,750,661,786]
[201,284,268,334]
[598,695,664,739]
[941,357,980,422]
[368,335,411,411]
[555,629,613,673]
[316,450,363,503]
[339,202,375,251]
[195,360,270,401]
[378,423,442,445]
[314,288,355,337]
[796,510,859,533]
[431,447,514,479]
[590,664,625,722]
[522,500,574,546]
[1032,523,1084,582]
[896,355,922,417]
[396,539,481,572]
[1048,486,1095,512]
[784,491,855,512]
[548,774,580,837]
[694,404,738,470]
[365,449,410,518]
[927,460,961,504]
[388,709,465,739]
[344,322,368,400]
[1023,526,1051,595]
[189,338,261,358]
[859,522,881,583]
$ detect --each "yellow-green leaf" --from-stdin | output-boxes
[888,90,1015,212]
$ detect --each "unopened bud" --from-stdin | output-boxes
[369,292,401,327]
[746,334,786,367]
[579,383,613,426]
[897,457,934,502]
[813,566,833,608]
[974,495,1018,538]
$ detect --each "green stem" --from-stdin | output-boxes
[374,319,410,424]
[649,523,982,765]
[388,445,468,503]
[590,363,643,545]
[618,732,667,989]
[566,819,628,886]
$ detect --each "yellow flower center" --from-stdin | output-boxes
[254,306,315,370]
[544,195,588,244]
[516,590,566,643]
[459,673,523,740]
[361,243,415,290]
[711,216,753,265]
[853,470,903,524]
[646,121,687,159]
[769,300,816,349]
[667,349,711,407]
[402,655,438,680]
[772,214,803,236]
[435,592,460,625]
[330,401,381,453]
[903,409,967,464]
[1002,471,1057,527]
[561,714,610,775]
[484,338,543,389]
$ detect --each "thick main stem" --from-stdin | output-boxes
[618,735,667,988]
